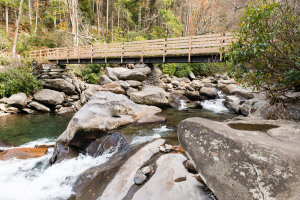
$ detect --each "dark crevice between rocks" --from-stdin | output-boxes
[122,152,162,200]
[228,123,279,132]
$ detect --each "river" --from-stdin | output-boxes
[0,98,237,200]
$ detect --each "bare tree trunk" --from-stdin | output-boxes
[12,0,24,56]
[96,0,100,36]
[110,0,113,42]
[106,0,109,37]
[138,5,141,27]
[35,0,39,33]
[67,0,79,46]
[5,6,8,33]
[101,0,105,40]
[54,10,57,29]
[28,0,32,26]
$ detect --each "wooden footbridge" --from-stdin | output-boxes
[30,33,234,64]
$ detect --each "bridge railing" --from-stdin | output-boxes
[29,33,234,63]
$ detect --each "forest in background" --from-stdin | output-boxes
[0,0,249,57]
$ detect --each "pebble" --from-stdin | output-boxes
[134,170,147,185]
[141,166,152,175]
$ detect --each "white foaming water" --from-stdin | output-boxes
[0,138,115,200]
[178,99,188,111]
[201,99,229,113]
[20,138,56,148]
[130,125,173,145]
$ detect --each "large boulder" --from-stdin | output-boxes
[80,84,102,104]
[178,117,300,200]
[51,91,161,164]
[132,64,151,76]
[222,84,254,99]
[199,87,218,99]
[106,67,147,81]
[33,89,64,106]
[7,93,27,108]
[130,85,169,107]
[42,79,77,95]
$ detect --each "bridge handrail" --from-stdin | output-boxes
[29,33,235,63]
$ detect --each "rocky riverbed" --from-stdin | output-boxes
[0,63,299,200]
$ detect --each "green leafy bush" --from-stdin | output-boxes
[0,67,41,97]
[227,0,300,98]
[70,64,104,84]
[159,62,227,78]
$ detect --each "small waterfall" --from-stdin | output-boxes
[178,99,188,111]
[0,138,116,200]
[201,91,229,113]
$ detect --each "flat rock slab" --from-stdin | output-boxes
[178,117,300,200]
[132,154,210,200]
[33,89,64,105]
[99,139,165,200]
[0,148,48,161]
[42,79,77,94]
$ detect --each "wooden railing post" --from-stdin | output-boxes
[67,47,69,64]
[220,33,225,61]
[163,38,167,63]
[105,44,108,63]
[121,42,124,63]
[78,46,80,64]
[56,48,59,64]
[91,45,93,63]
[141,41,144,63]
[188,36,192,63]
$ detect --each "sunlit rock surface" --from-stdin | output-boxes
[178,117,300,200]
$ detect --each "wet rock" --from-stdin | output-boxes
[134,170,147,185]
[56,106,74,114]
[159,146,166,152]
[29,101,51,112]
[0,111,10,117]
[137,115,166,124]
[178,117,300,200]
[199,87,218,99]
[50,142,79,163]
[98,139,165,200]
[51,92,161,164]
[130,85,169,107]
[184,91,206,101]
[100,83,126,95]
[165,144,173,152]
[0,148,48,161]
[86,133,128,157]
[7,93,27,108]
[42,79,77,95]
[33,89,64,105]
[98,75,113,86]
[22,108,37,114]
[132,154,209,200]
[3,106,19,114]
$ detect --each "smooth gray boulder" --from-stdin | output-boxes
[29,101,50,112]
[98,75,113,85]
[42,79,77,95]
[224,95,242,113]
[106,67,147,81]
[51,91,161,164]
[132,154,210,200]
[99,139,165,200]
[178,117,300,200]
[7,93,27,108]
[199,87,218,99]
[80,84,102,104]
[33,89,64,105]
[99,83,126,95]
[222,84,254,99]
[132,64,151,76]
[130,85,169,107]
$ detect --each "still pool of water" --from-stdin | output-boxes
[0,113,73,146]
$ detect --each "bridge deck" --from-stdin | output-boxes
[29,33,234,64]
